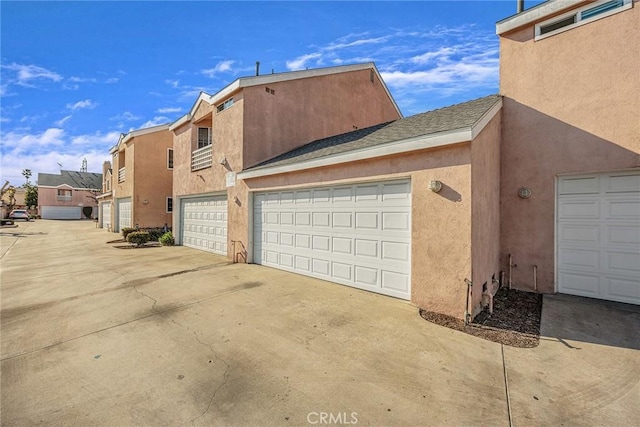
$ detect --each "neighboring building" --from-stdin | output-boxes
[108,124,173,232]
[170,63,402,257]
[37,170,102,219]
[497,0,639,306]
[96,161,113,230]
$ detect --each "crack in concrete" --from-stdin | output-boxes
[132,285,158,313]
[170,319,230,426]
[501,344,513,427]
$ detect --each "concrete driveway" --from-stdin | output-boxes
[1,220,638,426]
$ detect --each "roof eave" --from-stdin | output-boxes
[238,98,501,180]
[496,0,584,35]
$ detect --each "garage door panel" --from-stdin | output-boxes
[42,206,82,220]
[558,171,640,305]
[254,179,411,300]
[181,195,227,256]
[607,200,640,220]
[606,174,640,193]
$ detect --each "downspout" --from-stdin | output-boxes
[533,265,538,292]
[464,278,473,325]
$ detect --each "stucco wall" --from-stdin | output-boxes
[112,143,135,227]
[38,188,98,210]
[242,69,401,169]
[470,112,502,315]
[499,2,640,292]
[243,144,473,318]
[133,129,173,228]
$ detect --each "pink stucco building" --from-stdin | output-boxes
[37,170,102,220]
[164,0,638,319]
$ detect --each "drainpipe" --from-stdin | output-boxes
[464,278,473,325]
[533,265,538,292]
[508,254,515,289]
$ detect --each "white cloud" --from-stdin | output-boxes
[109,111,140,122]
[67,99,97,110]
[165,79,180,89]
[156,107,182,114]
[54,115,73,127]
[1,63,63,87]
[0,128,118,183]
[139,116,170,129]
[202,60,235,77]
[325,36,389,51]
[286,53,323,71]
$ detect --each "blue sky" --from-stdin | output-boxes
[0,1,536,185]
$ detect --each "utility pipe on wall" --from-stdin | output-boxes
[533,265,538,292]
[464,278,473,325]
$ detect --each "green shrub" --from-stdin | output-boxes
[145,228,165,241]
[122,227,136,239]
[159,231,175,246]
[126,231,150,247]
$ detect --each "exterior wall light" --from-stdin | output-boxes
[518,187,532,199]
[142,199,149,204]
[429,180,443,193]
[219,157,227,165]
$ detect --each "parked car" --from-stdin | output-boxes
[9,209,30,221]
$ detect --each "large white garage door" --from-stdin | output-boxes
[116,198,132,232]
[181,195,228,255]
[254,180,412,300]
[557,171,640,305]
[101,202,111,230]
[41,206,81,220]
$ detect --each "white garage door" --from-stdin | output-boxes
[181,195,228,255]
[101,202,111,230]
[253,180,412,300]
[557,171,640,305]
[116,198,132,232]
[41,206,81,220]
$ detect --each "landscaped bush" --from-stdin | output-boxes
[126,231,150,247]
[159,231,175,246]
[121,227,136,239]
[144,228,166,241]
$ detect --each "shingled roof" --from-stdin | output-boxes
[38,170,102,190]
[248,94,501,172]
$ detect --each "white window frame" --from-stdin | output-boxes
[197,127,212,149]
[166,197,173,213]
[535,0,632,41]
[216,97,234,113]
[167,148,174,170]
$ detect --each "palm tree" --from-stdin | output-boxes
[22,169,32,186]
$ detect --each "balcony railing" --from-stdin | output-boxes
[192,145,213,171]
[118,167,126,183]
[57,195,72,202]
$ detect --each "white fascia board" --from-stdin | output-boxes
[238,128,472,180]
[470,98,502,139]
[496,0,583,34]
[169,114,190,131]
[96,192,112,200]
[208,63,392,107]
[238,99,501,180]
[40,185,100,191]
[121,123,170,144]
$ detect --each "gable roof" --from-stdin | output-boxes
[37,170,102,190]
[169,62,401,131]
[239,95,502,179]
[109,123,171,154]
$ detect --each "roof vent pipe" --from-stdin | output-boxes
[256,61,260,76]
[517,0,524,13]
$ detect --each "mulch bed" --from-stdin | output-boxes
[113,242,162,249]
[419,288,543,348]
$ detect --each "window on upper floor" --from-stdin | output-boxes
[166,197,173,213]
[536,0,632,40]
[57,189,72,201]
[167,148,174,169]
[197,127,212,149]
[216,97,234,113]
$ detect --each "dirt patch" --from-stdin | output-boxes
[113,242,162,249]
[419,288,542,348]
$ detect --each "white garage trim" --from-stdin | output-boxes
[179,193,228,255]
[100,202,112,230]
[252,179,412,300]
[556,170,640,305]
[115,198,132,233]
[41,206,82,220]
